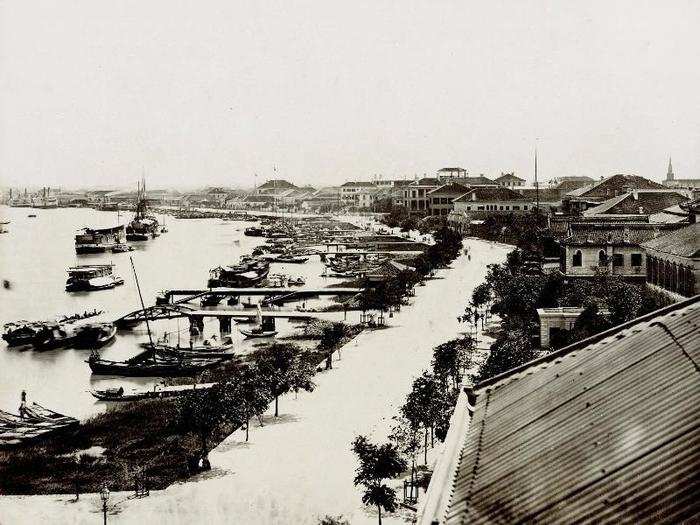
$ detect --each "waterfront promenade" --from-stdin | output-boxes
[0,238,510,525]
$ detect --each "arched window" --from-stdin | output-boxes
[572,250,582,267]
[598,250,607,267]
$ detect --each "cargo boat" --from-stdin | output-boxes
[65,264,124,291]
[74,225,126,253]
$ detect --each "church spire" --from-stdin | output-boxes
[667,156,674,181]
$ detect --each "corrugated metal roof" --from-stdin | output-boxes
[443,296,700,525]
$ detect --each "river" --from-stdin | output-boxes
[0,205,345,419]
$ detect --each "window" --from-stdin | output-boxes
[513,205,520,210]
[598,250,607,266]
[631,253,642,267]
[613,254,624,267]
[524,205,528,210]
[466,206,471,210]
[572,250,582,267]
[411,190,416,198]
[433,198,439,205]
[441,197,448,204]
[477,206,484,210]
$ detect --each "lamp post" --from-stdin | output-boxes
[100,484,110,525]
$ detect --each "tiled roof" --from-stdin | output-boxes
[453,186,529,203]
[562,222,679,246]
[517,188,562,202]
[494,172,525,183]
[445,176,495,186]
[576,174,665,200]
[412,177,441,186]
[427,182,471,196]
[584,191,690,216]
[341,181,376,187]
[443,297,700,525]
[257,179,297,190]
[640,222,700,258]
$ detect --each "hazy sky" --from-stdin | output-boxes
[1,1,699,189]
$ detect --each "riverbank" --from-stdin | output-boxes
[0,238,510,524]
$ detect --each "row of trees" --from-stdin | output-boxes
[465,249,674,382]
[177,343,317,463]
[352,335,476,524]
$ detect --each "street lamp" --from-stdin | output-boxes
[100,484,110,525]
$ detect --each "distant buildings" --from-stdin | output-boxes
[662,157,700,190]
[427,182,471,217]
[339,181,377,205]
[494,172,525,188]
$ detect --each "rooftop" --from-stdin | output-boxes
[640,222,700,258]
[440,296,700,525]
[494,172,525,183]
[584,190,690,217]
[562,222,679,246]
[453,186,529,202]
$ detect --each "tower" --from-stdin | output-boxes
[667,157,674,181]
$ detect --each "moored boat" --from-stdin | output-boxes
[75,225,126,254]
[65,264,124,291]
[73,323,117,349]
[86,349,227,377]
[126,180,160,241]
[208,257,270,288]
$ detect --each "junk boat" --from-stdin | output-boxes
[275,254,309,264]
[126,180,160,241]
[240,307,278,338]
[75,225,126,254]
[0,401,79,448]
[244,226,264,237]
[90,382,215,402]
[73,323,117,349]
[87,349,228,377]
[2,322,53,347]
[208,257,270,288]
[111,243,133,253]
[66,264,124,291]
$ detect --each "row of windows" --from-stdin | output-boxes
[431,197,451,205]
[571,250,643,267]
[460,204,529,211]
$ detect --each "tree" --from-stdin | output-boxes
[476,326,540,381]
[252,343,315,417]
[431,336,475,390]
[388,414,422,501]
[401,371,444,461]
[221,367,271,441]
[351,435,407,525]
[178,386,227,461]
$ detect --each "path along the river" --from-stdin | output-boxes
[0,238,511,525]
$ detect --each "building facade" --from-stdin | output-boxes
[641,222,699,298]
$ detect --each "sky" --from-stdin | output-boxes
[1,1,699,190]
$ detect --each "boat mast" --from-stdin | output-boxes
[534,148,540,212]
[130,256,155,350]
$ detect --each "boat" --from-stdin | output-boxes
[275,254,309,264]
[0,220,9,234]
[75,225,126,254]
[111,243,133,253]
[27,214,36,218]
[208,258,270,288]
[200,293,225,307]
[65,264,124,291]
[244,226,265,237]
[90,382,215,402]
[2,321,53,347]
[239,327,278,338]
[240,307,277,338]
[141,335,234,354]
[0,402,79,447]
[73,323,117,349]
[287,276,306,286]
[126,180,160,241]
[86,349,228,377]
[34,324,80,351]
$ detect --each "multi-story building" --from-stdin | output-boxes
[452,186,533,217]
[494,172,526,188]
[400,177,440,215]
[340,181,376,205]
[426,182,470,216]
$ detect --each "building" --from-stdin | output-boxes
[583,189,690,220]
[401,177,441,215]
[452,186,533,217]
[494,172,525,188]
[418,296,700,525]
[516,187,562,212]
[559,222,678,281]
[340,181,376,205]
[436,167,467,181]
[662,157,700,190]
[563,174,666,214]
[426,182,471,217]
[547,175,595,195]
[255,179,297,196]
[641,221,699,298]
[536,307,608,347]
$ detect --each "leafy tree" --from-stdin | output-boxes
[388,414,422,502]
[178,386,227,460]
[252,343,315,417]
[221,367,271,441]
[351,435,407,525]
[431,336,475,389]
[401,371,444,461]
[476,326,540,381]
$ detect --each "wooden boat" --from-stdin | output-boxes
[34,325,79,351]
[2,321,52,347]
[65,264,124,291]
[287,277,306,286]
[208,258,270,287]
[0,403,79,448]
[75,225,126,254]
[111,243,134,253]
[275,255,309,264]
[86,349,227,377]
[73,323,117,349]
[91,382,216,402]
[142,335,234,353]
[239,327,278,338]
[244,226,264,237]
